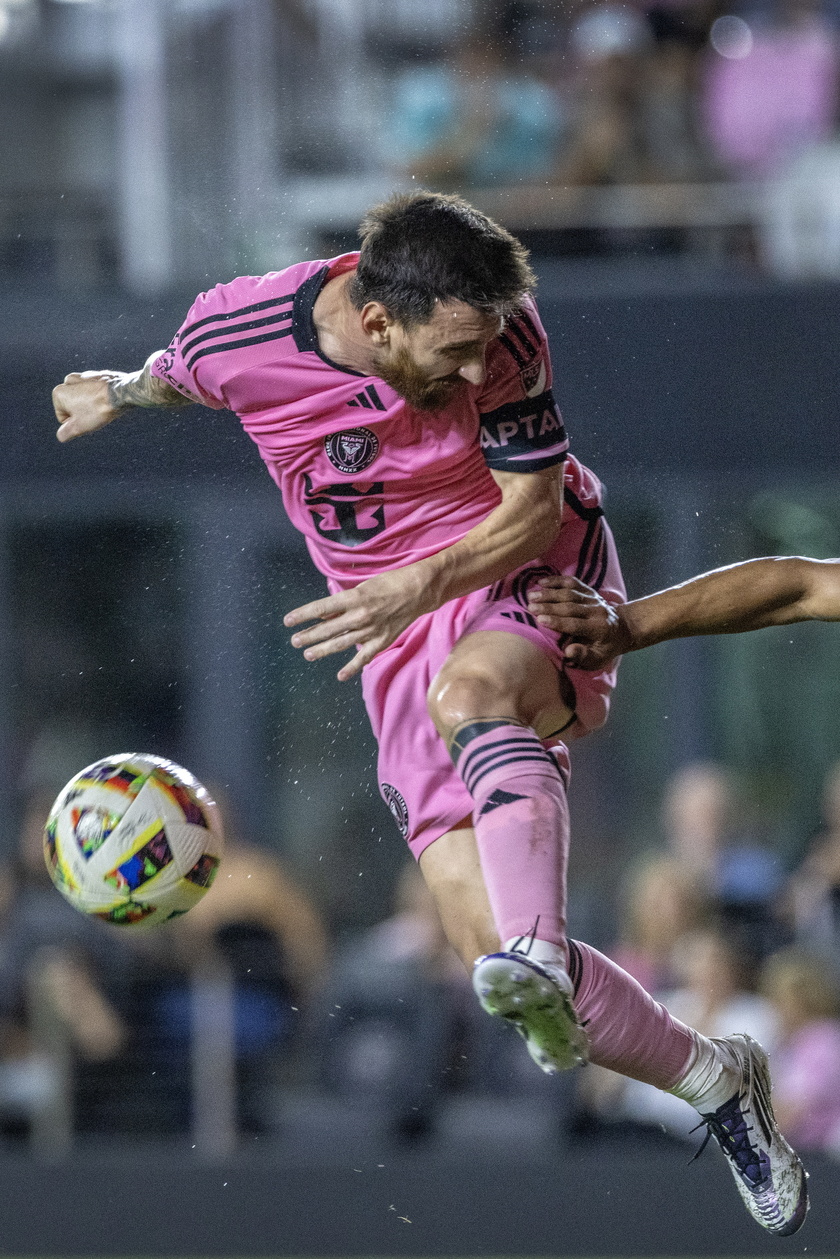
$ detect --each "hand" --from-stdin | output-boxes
[284,568,430,681]
[52,370,129,443]
[527,574,629,669]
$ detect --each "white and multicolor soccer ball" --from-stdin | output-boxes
[44,754,224,928]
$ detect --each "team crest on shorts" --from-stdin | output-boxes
[382,783,409,838]
[325,428,380,474]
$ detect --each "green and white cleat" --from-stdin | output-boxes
[472,951,589,1074]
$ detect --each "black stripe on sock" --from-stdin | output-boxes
[567,939,583,995]
[459,733,547,779]
[449,719,520,762]
[466,754,560,797]
[465,749,560,796]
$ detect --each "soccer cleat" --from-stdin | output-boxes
[471,951,589,1074]
[694,1033,809,1236]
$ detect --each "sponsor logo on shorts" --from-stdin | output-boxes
[382,783,409,838]
[325,427,380,474]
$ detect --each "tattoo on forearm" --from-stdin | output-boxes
[107,366,190,412]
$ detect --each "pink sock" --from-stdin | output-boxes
[451,720,569,951]
[569,939,695,1089]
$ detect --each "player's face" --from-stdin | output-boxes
[376,301,503,412]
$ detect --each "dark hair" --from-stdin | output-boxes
[348,191,536,325]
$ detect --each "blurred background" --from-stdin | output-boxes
[3,0,840,1254]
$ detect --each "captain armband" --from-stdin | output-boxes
[478,389,569,473]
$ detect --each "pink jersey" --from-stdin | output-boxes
[151,254,569,590]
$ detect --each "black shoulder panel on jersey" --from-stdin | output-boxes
[292,266,368,377]
[292,269,328,352]
[479,389,568,473]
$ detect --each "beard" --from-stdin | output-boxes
[376,345,467,412]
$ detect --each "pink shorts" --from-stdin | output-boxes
[361,457,626,859]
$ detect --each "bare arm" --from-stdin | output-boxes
[620,556,840,645]
[52,353,192,443]
[285,464,564,680]
[527,557,840,670]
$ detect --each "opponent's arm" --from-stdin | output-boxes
[527,556,840,670]
[52,353,192,443]
[285,464,563,681]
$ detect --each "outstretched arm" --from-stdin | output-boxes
[527,557,840,670]
[52,353,192,443]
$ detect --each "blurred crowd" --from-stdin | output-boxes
[385,0,840,189]
[3,756,840,1156]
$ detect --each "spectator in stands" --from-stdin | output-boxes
[787,758,840,958]
[163,793,330,1133]
[389,29,565,189]
[662,761,788,964]
[661,761,739,889]
[556,2,712,184]
[610,854,710,994]
[701,0,840,177]
[0,790,130,1140]
[758,948,840,1152]
[316,861,474,1138]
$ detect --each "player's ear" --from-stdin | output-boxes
[360,302,395,346]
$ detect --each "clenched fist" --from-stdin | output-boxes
[51,370,129,443]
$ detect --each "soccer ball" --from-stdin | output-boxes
[44,753,224,928]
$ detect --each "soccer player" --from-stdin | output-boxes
[51,193,807,1235]
[526,557,840,669]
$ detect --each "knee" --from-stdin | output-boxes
[427,666,515,738]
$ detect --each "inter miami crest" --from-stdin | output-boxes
[325,427,380,475]
[382,783,409,838]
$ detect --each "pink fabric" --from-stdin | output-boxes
[572,939,696,1089]
[703,25,839,174]
[456,723,570,949]
[362,456,625,856]
[770,1019,840,1150]
[609,944,668,997]
[151,255,567,591]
